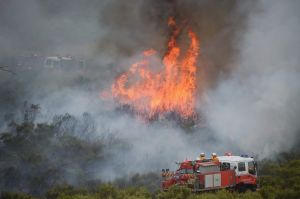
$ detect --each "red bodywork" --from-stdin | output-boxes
[236,174,257,186]
[161,159,257,192]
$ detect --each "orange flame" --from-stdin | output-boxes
[111,18,200,120]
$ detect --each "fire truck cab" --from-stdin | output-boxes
[218,155,257,191]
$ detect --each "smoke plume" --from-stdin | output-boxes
[204,0,300,158]
[0,0,299,193]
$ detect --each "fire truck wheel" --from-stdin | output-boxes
[237,184,257,192]
[236,184,247,193]
[249,185,257,192]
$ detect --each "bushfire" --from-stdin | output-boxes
[110,17,200,121]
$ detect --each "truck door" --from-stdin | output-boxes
[248,161,257,176]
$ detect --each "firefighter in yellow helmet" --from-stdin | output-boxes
[211,153,219,162]
[199,152,206,161]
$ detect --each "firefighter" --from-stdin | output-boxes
[211,153,219,162]
[199,152,206,161]
[166,168,170,178]
[161,169,166,178]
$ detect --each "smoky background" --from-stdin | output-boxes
[0,0,299,194]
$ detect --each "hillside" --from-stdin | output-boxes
[1,121,300,199]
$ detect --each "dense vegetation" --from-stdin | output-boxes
[0,109,300,198]
[0,110,130,195]
[1,184,263,199]
[2,158,300,199]
[258,152,300,199]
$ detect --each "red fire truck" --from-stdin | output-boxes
[161,153,258,192]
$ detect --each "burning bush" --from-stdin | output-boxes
[109,17,200,123]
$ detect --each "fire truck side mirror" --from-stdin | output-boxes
[234,166,237,170]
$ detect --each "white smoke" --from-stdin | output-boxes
[1,0,299,186]
[204,0,300,158]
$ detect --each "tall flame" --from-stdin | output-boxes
[111,17,200,120]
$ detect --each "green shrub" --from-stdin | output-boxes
[0,192,34,199]
[156,186,192,199]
